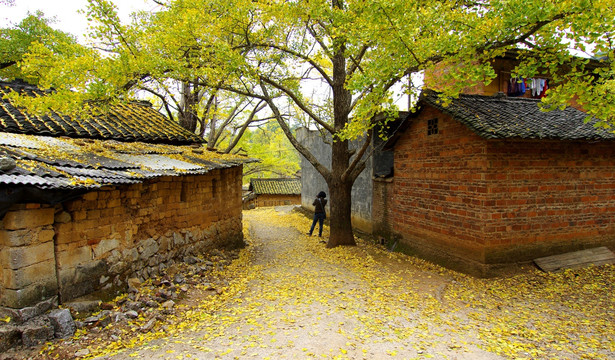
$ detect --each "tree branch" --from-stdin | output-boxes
[259,76,334,133]
[343,130,372,183]
[259,82,332,182]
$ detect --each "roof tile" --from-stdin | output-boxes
[0,81,204,144]
[250,178,301,195]
[422,90,615,140]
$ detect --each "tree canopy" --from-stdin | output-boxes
[11,0,615,246]
[0,12,80,83]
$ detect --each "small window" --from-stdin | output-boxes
[427,118,438,135]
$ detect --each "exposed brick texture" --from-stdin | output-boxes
[254,194,301,207]
[382,107,615,275]
[0,167,244,308]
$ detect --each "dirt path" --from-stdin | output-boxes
[96,207,502,360]
[14,207,614,360]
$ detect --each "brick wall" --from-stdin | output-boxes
[389,107,615,275]
[255,194,301,207]
[483,140,615,263]
[390,108,490,269]
[0,166,243,308]
[372,178,394,238]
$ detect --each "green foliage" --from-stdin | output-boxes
[0,12,80,83]
[237,122,300,182]
[7,0,615,243]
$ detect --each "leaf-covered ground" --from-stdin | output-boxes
[26,207,615,359]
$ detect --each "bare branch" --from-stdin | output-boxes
[224,100,267,153]
[343,131,372,183]
[259,76,334,133]
[260,83,331,182]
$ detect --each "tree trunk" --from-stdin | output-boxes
[325,0,356,247]
[326,176,355,247]
[179,81,199,133]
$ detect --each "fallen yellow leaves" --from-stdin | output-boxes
[36,207,615,360]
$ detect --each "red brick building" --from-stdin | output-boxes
[374,90,615,276]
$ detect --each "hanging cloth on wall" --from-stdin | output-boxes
[507,77,526,97]
[529,78,549,98]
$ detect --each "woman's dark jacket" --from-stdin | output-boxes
[313,197,327,214]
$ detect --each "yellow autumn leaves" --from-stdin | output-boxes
[40,207,614,359]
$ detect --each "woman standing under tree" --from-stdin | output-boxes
[307,191,327,237]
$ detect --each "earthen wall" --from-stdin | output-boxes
[0,167,243,308]
[255,194,301,207]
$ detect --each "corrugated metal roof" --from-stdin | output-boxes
[249,178,301,195]
[0,133,254,190]
[0,81,256,191]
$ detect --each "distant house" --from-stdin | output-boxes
[247,178,301,208]
[0,81,251,309]
[373,89,615,276]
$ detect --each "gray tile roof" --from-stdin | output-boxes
[422,90,615,140]
[0,81,204,144]
[0,81,256,191]
[249,178,301,195]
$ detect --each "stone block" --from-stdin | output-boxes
[139,238,159,260]
[3,208,54,230]
[108,261,128,275]
[173,232,185,247]
[92,238,119,259]
[54,211,72,224]
[39,228,55,243]
[0,281,58,309]
[21,317,54,347]
[59,260,107,301]
[1,241,54,270]
[122,248,138,262]
[17,306,40,323]
[64,300,101,315]
[0,229,34,247]
[72,210,87,221]
[2,260,57,289]
[82,192,98,201]
[56,246,92,268]
[48,309,76,339]
[0,326,21,352]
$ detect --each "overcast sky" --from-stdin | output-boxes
[0,0,155,41]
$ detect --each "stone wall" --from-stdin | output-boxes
[1,166,243,308]
[297,128,374,233]
[389,107,615,275]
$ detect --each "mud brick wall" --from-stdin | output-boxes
[0,205,58,308]
[389,108,615,275]
[255,194,301,207]
[1,166,243,308]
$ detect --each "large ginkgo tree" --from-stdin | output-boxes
[15,0,615,247]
